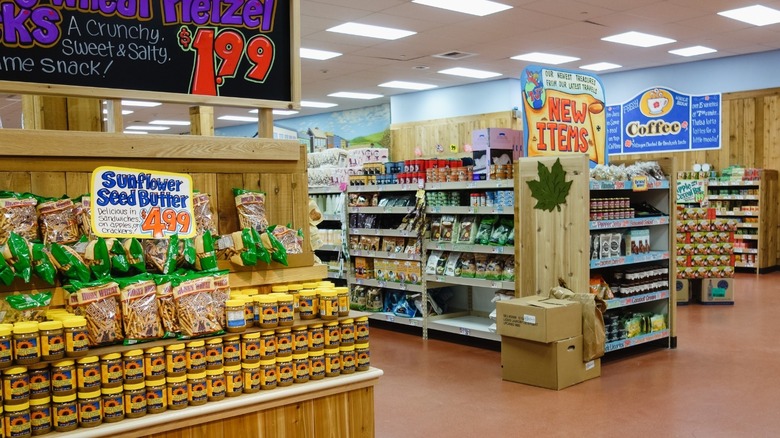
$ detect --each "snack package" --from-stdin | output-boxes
[0,291,52,323]
[430,217,442,241]
[350,285,367,311]
[0,255,13,286]
[381,236,395,253]
[37,198,80,245]
[485,255,504,280]
[82,237,112,280]
[270,225,303,255]
[211,271,230,328]
[172,273,222,338]
[122,238,147,274]
[444,252,462,277]
[489,217,513,246]
[366,288,383,312]
[194,231,219,271]
[117,275,164,343]
[457,216,477,244]
[143,237,180,274]
[425,250,444,275]
[75,195,95,240]
[234,188,268,233]
[260,229,289,266]
[475,216,496,245]
[64,279,124,346]
[154,274,179,336]
[440,215,457,242]
[0,192,39,244]
[217,229,258,266]
[193,192,218,236]
[459,253,476,278]
[2,232,33,282]
[107,238,130,275]
[599,234,612,259]
[30,243,56,285]
[475,253,488,279]
[502,255,515,281]
[50,242,91,283]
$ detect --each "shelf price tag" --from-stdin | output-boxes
[91,166,195,239]
[378,281,387,288]
[459,328,471,336]
[385,314,395,322]
[466,182,477,189]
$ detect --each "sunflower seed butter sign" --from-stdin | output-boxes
[606,87,721,155]
[521,65,607,166]
[90,167,195,239]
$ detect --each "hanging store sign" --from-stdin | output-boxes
[676,179,708,204]
[90,166,195,239]
[606,87,721,155]
[520,65,607,167]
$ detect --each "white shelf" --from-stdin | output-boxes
[349,228,418,238]
[708,195,759,201]
[316,244,342,252]
[348,184,421,193]
[349,276,424,293]
[425,180,514,190]
[424,274,515,291]
[734,234,758,240]
[367,312,423,328]
[321,214,343,221]
[348,206,415,214]
[590,180,669,190]
[427,315,500,341]
[349,249,421,261]
[424,241,514,254]
[707,181,760,187]
[733,248,758,254]
[606,290,670,310]
[590,216,669,230]
[327,271,346,280]
[590,251,669,269]
[605,329,670,353]
[714,211,758,217]
[426,205,513,215]
[308,186,344,195]
[737,223,759,228]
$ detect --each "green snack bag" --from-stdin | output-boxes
[163,234,180,274]
[0,255,14,286]
[490,217,514,246]
[109,238,130,274]
[250,228,271,265]
[262,228,288,266]
[3,233,33,282]
[180,237,197,269]
[226,229,257,266]
[475,216,497,245]
[85,237,111,280]
[51,242,91,283]
[194,231,218,271]
[30,243,57,285]
[123,238,147,273]
[4,291,52,323]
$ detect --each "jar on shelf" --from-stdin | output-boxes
[143,346,166,379]
[145,378,167,415]
[29,396,51,436]
[340,345,356,375]
[339,319,355,346]
[0,325,12,369]
[62,318,89,358]
[324,322,340,349]
[275,294,294,327]
[77,389,102,428]
[298,290,318,320]
[324,348,341,378]
[318,291,339,321]
[13,322,41,365]
[186,371,207,406]
[4,401,31,438]
[39,321,64,362]
[308,350,325,381]
[51,393,78,432]
[241,332,262,363]
[276,356,293,388]
[355,342,370,372]
[101,386,124,423]
[292,326,308,355]
[308,324,325,351]
[123,349,145,384]
[292,353,309,384]
[223,335,241,367]
[99,353,123,388]
[286,284,302,314]
[28,363,50,400]
[185,340,206,373]
[123,382,147,419]
[206,368,225,402]
[355,316,370,343]
[259,331,277,361]
[50,360,75,397]
[275,328,292,358]
[225,299,247,333]
[224,364,243,397]
[256,295,279,329]
[165,343,187,377]
[242,362,261,393]
[242,296,255,328]
[3,366,30,404]
[257,360,276,391]
[166,375,188,410]
[75,356,101,391]
[205,338,224,370]
[335,287,350,317]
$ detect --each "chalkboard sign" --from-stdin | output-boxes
[0,0,297,108]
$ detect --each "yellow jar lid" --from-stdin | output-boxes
[275,328,291,334]
[4,366,27,374]
[206,368,224,376]
[145,346,164,354]
[308,351,323,357]
[292,353,308,360]
[5,402,29,412]
[325,321,339,327]
[318,281,334,287]
[298,289,317,296]
[100,352,121,361]
[12,323,38,334]
[145,378,165,387]
[124,382,145,391]
[355,316,369,322]
[223,335,240,341]
[166,343,185,351]
[275,356,292,363]
[0,327,10,337]
[355,342,369,348]
[187,371,207,380]
[340,319,354,324]
[53,394,76,403]
[335,287,349,293]
[77,356,99,365]
[324,348,339,354]
[186,340,205,348]
[167,375,186,384]
[257,295,278,304]
[242,332,261,340]
[286,284,303,291]
[52,360,74,368]
[241,288,258,296]
[256,360,273,367]
[206,338,223,345]
[229,290,245,298]
[320,291,338,298]
[123,349,143,357]
[30,396,51,406]
[275,294,293,301]
[242,296,255,305]
[301,283,318,289]
[101,386,123,395]
[225,299,243,307]
[39,320,63,330]
[271,285,288,293]
[308,323,323,329]
[260,331,275,336]
[78,390,101,399]
[339,345,355,352]
[224,364,241,372]
[62,318,86,328]
[0,323,12,330]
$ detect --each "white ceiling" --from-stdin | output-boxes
[2,0,780,135]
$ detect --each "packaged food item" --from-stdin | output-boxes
[118,276,164,342]
[444,252,462,277]
[485,256,504,280]
[440,215,456,242]
[64,280,123,346]
[142,238,179,274]
[459,253,476,278]
[610,233,622,258]
[193,231,218,272]
[74,195,94,241]
[1,292,52,324]
[489,217,513,246]
[457,216,477,243]
[429,217,441,241]
[599,234,612,259]
[154,274,179,336]
[474,253,488,279]
[121,238,147,274]
[211,271,230,329]
[50,243,90,283]
[30,243,56,285]
[475,216,496,245]
[0,192,39,244]
[502,255,515,281]
[171,273,221,338]
[234,188,268,232]
[37,198,80,245]
[193,192,218,236]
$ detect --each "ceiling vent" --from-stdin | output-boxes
[432,51,476,60]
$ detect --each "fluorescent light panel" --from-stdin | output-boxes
[121,100,162,107]
[511,52,580,65]
[328,92,384,100]
[379,81,437,90]
[150,120,190,126]
[718,5,780,26]
[125,125,170,131]
[123,131,148,134]
[218,115,258,122]
[412,0,511,16]
[438,67,501,79]
[273,110,299,116]
[102,108,134,115]
[669,46,717,57]
[579,62,621,71]
[301,101,338,108]
[327,22,416,40]
[602,31,676,48]
[300,48,342,60]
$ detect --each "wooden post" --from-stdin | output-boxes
[104,99,124,133]
[257,108,274,138]
[22,96,102,132]
[190,106,215,136]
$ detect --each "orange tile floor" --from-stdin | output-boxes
[371,272,779,437]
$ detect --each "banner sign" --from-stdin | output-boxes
[0,0,293,105]
[91,167,195,239]
[676,179,708,204]
[606,87,721,155]
[521,65,607,167]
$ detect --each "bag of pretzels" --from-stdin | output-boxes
[0,192,39,245]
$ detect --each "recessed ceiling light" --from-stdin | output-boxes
[121,100,162,107]
[301,101,338,108]
[218,115,259,122]
[579,62,622,72]
[327,22,416,40]
[327,92,384,100]
[438,67,501,79]
[669,46,717,57]
[412,0,511,16]
[510,52,580,65]
[379,81,438,90]
[300,48,342,60]
[125,125,170,131]
[602,31,676,48]
[718,5,780,26]
[273,110,299,116]
[122,110,133,115]
[150,120,190,126]
[124,131,148,135]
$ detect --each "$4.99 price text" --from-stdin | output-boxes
[141,207,192,238]
[178,26,274,96]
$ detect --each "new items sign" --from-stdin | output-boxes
[521,65,607,166]
[606,87,721,155]
[90,167,195,239]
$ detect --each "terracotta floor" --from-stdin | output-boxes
[371,272,780,438]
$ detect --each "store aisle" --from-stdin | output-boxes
[371,272,780,438]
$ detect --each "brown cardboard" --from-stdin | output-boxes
[501,335,601,390]
[676,279,690,303]
[496,296,582,343]
[699,278,735,303]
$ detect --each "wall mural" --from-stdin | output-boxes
[275,103,391,149]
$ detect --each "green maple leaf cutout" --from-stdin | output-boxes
[525,158,573,212]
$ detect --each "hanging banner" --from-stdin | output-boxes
[676,179,708,204]
[521,65,607,167]
[90,167,195,239]
[606,87,721,155]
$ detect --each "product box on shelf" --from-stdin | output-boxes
[676,279,690,303]
[354,257,374,279]
[501,335,601,390]
[471,128,522,180]
[699,278,735,303]
[496,296,582,343]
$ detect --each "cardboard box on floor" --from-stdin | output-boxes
[676,279,691,304]
[496,296,582,343]
[501,335,601,390]
[699,278,735,303]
